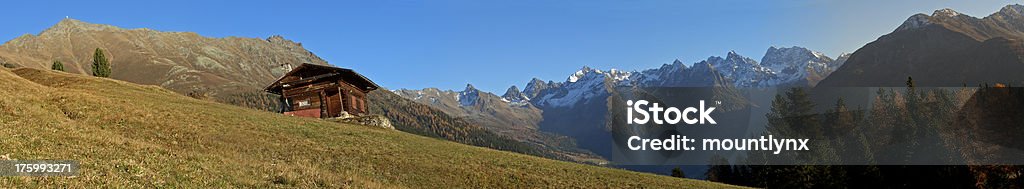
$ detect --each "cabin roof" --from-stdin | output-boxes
[264,63,380,94]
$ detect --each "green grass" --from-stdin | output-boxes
[0,68,741,188]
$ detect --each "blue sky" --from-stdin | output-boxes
[0,0,1017,93]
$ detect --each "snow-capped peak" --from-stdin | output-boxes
[811,51,828,59]
[933,8,962,17]
[501,85,531,106]
[896,13,932,32]
[606,69,632,82]
[566,66,620,83]
[502,85,528,100]
[523,78,552,99]
[836,52,852,59]
[896,7,970,32]
[567,66,597,82]
[759,46,838,85]
[725,50,754,64]
[536,66,635,107]
[762,46,831,69]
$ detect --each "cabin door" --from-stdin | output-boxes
[326,90,343,117]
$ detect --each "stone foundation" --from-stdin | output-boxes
[328,114,394,130]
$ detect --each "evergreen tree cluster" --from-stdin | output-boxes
[51,60,64,71]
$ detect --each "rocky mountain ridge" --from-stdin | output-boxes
[0,18,325,102]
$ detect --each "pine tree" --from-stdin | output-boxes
[51,60,64,72]
[91,48,111,77]
[784,88,820,139]
[671,167,686,178]
[899,76,921,163]
[824,98,852,137]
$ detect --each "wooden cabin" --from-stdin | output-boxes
[264,63,380,118]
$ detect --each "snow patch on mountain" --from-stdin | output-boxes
[534,66,616,108]
[523,78,557,99]
[632,59,688,86]
[704,51,776,87]
[760,46,838,84]
[501,85,531,107]
[933,8,963,17]
[896,14,933,32]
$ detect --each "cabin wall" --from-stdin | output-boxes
[281,81,334,118]
[279,79,372,118]
[335,81,368,115]
[284,108,320,118]
[286,92,322,111]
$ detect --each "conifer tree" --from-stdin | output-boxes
[51,60,64,71]
[671,167,686,178]
[92,48,111,77]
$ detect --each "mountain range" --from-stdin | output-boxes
[395,45,849,159]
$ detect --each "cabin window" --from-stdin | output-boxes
[298,100,310,107]
[359,98,366,111]
[355,98,362,112]
[348,94,356,111]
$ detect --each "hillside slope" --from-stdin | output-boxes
[0,67,736,188]
[0,18,581,166]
